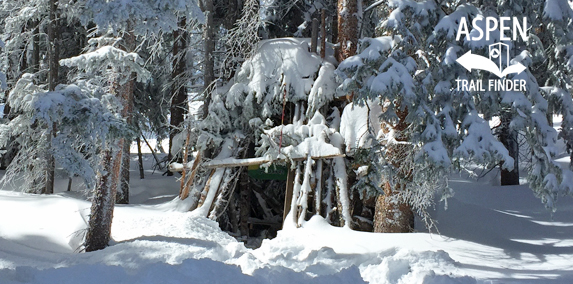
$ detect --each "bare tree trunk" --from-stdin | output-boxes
[179,129,192,199]
[84,147,121,252]
[44,0,59,194]
[500,112,519,185]
[239,167,250,238]
[202,0,215,160]
[20,26,28,72]
[321,10,327,59]
[118,141,131,204]
[203,1,214,107]
[373,107,415,233]
[331,0,360,228]
[168,17,188,168]
[116,28,136,204]
[203,0,215,96]
[337,0,359,63]
[311,18,319,54]
[32,22,40,73]
[374,183,414,233]
[137,137,144,179]
[203,0,215,97]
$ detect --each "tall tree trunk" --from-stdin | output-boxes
[321,10,327,59]
[85,26,136,250]
[32,22,40,73]
[203,0,215,160]
[337,0,359,63]
[116,28,136,204]
[311,18,319,54]
[20,26,28,73]
[168,17,188,168]
[333,0,360,228]
[373,107,415,233]
[239,167,250,238]
[137,137,144,179]
[500,112,519,185]
[44,0,59,194]
[84,146,121,252]
[118,140,131,204]
[203,0,215,115]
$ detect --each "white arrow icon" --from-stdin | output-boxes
[456,51,526,78]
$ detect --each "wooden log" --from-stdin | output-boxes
[282,165,295,224]
[169,153,346,172]
[321,10,326,59]
[311,18,319,53]
[141,134,163,170]
[179,130,192,199]
[197,169,216,207]
[137,137,145,179]
[180,151,202,200]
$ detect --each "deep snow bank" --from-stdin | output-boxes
[0,189,475,283]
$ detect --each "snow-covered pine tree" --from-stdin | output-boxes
[462,0,573,207]
[0,0,86,193]
[0,74,125,195]
[65,0,204,251]
[337,0,573,233]
[541,0,573,173]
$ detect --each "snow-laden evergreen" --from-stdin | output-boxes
[71,0,204,36]
[203,38,323,144]
[337,0,573,215]
[0,74,125,192]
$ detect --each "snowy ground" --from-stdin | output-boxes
[1,148,573,283]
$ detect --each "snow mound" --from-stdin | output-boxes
[0,259,363,284]
[232,216,475,284]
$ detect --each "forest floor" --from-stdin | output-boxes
[1,142,573,283]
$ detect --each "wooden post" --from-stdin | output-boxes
[141,134,163,170]
[137,137,144,179]
[311,18,319,54]
[321,10,327,59]
[181,151,202,200]
[239,167,250,238]
[179,130,191,197]
[67,177,72,192]
[282,165,296,223]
